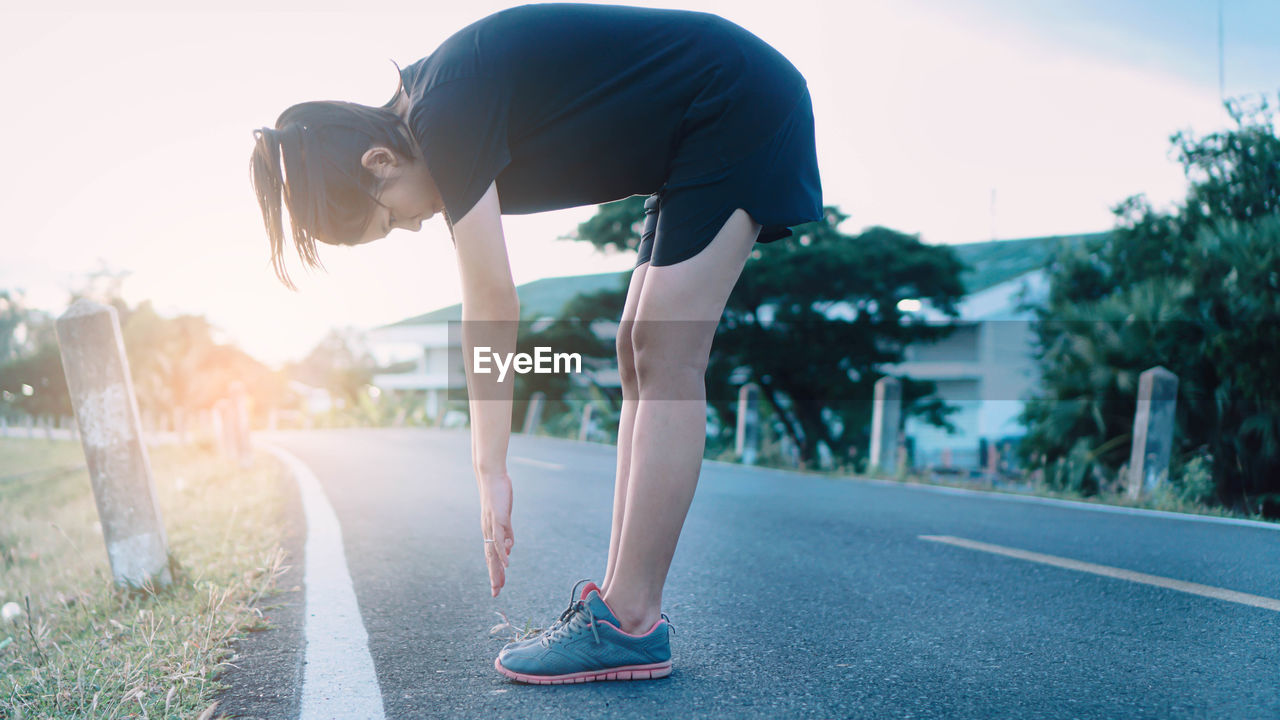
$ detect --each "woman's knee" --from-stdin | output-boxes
[631,321,712,389]
[616,326,639,397]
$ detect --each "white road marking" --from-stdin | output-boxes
[920,534,1280,613]
[511,456,565,470]
[259,442,387,720]
[865,477,1280,532]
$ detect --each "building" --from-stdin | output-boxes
[882,233,1101,471]
[367,271,629,421]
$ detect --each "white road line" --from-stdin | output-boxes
[920,535,1280,613]
[259,442,387,720]
[865,477,1280,531]
[511,456,565,470]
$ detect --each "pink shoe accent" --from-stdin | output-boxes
[598,618,665,638]
[578,581,601,602]
[494,655,672,684]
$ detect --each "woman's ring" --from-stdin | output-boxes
[484,538,495,543]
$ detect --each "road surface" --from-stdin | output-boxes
[217,427,1280,719]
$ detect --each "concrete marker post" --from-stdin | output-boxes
[1127,366,1179,500]
[54,298,171,588]
[869,376,902,475]
[212,400,228,458]
[229,381,253,469]
[523,391,545,435]
[578,402,594,442]
[735,383,761,466]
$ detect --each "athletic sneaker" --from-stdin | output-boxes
[499,579,602,651]
[494,578,675,684]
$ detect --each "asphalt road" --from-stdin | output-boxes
[226,427,1280,720]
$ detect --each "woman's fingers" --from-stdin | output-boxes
[482,514,504,596]
[487,532,504,596]
[494,522,508,569]
[477,472,514,597]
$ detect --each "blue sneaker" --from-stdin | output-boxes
[495,579,675,684]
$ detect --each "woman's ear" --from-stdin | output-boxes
[361,145,403,177]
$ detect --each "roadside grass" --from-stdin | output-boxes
[0,437,289,720]
[707,447,1274,525]
[0,439,85,479]
[487,610,548,645]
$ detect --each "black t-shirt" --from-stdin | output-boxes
[399,2,808,226]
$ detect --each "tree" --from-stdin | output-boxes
[284,327,377,408]
[1018,93,1280,516]
[0,309,70,419]
[1,267,287,430]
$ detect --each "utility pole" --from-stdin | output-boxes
[990,187,997,242]
[1218,0,1225,106]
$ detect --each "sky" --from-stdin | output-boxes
[1,0,1277,369]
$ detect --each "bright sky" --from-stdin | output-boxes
[1,0,1276,369]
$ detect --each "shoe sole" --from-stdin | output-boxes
[494,656,672,684]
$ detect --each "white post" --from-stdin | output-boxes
[229,381,252,468]
[523,391,545,435]
[735,383,761,466]
[869,376,902,475]
[212,399,229,458]
[54,299,171,588]
[578,403,594,442]
[1127,366,1179,499]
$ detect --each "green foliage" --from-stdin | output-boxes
[1018,93,1280,517]
[563,195,649,254]
[0,272,291,430]
[1171,449,1216,506]
[121,300,291,427]
[711,214,968,467]
[510,281,629,437]
[284,327,377,409]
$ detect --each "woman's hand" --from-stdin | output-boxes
[477,470,514,597]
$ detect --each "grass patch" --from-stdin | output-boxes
[708,446,1274,525]
[864,466,1275,524]
[0,437,290,719]
[0,439,85,479]
[488,609,551,646]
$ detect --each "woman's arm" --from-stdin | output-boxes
[454,180,518,474]
[451,180,518,597]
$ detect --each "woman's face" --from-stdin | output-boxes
[355,145,444,245]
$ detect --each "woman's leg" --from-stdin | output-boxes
[601,260,649,595]
[601,207,762,634]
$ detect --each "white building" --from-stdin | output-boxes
[883,268,1051,469]
[367,271,629,420]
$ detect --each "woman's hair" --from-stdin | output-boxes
[249,60,414,291]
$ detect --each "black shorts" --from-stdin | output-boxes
[636,85,823,268]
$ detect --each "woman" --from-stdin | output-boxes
[249,2,822,684]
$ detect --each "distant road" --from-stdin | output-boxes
[236,427,1279,720]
